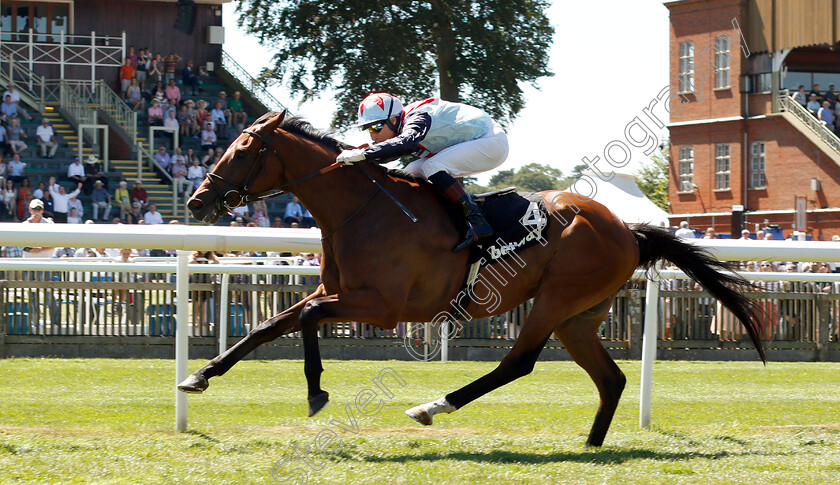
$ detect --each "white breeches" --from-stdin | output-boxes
[404,120,509,179]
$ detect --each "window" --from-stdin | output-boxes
[714,144,730,190]
[750,142,766,188]
[715,35,730,89]
[678,146,694,192]
[679,41,695,93]
[0,1,70,41]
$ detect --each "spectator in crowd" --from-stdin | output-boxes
[48,178,82,223]
[200,122,217,150]
[119,58,135,98]
[165,78,181,107]
[170,148,190,194]
[16,177,31,220]
[2,179,16,220]
[164,52,182,85]
[0,153,5,185]
[0,94,17,124]
[177,104,195,138]
[251,200,270,227]
[182,59,201,95]
[810,83,822,103]
[187,157,207,191]
[807,93,821,116]
[40,187,54,218]
[151,81,166,102]
[229,91,248,126]
[90,180,112,221]
[127,45,138,68]
[67,206,82,224]
[125,202,143,224]
[2,84,30,120]
[284,196,303,226]
[675,220,694,238]
[703,227,717,239]
[211,100,228,140]
[739,229,751,240]
[791,85,807,106]
[84,155,109,192]
[148,99,164,126]
[22,199,54,257]
[32,180,45,200]
[148,53,163,92]
[67,194,83,218]
[8,153,26,184]
[7,118,27,155]
[194,100,211,128]
[302,206,315,228]
[819,101,835,133]
[36,118,58,158]
[131,180,149,210]
[163,110,179,134]
[826,84,838,109]
[155,145,171,171]
[0,121,10,156]
[764,232,774,240]
[184,147,197,166]
[67,157,88,188]
[114,180,132,220]
[126,78,144,112]
[144,203,163,225]
[136,47,149,90]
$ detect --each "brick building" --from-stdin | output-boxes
[666,0,840,239]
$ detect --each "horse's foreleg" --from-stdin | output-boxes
[177,285,326,394]
[298,289,391,417]
[406,297,557,425]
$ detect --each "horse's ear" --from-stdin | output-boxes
[264,111,286,132]
[277,109,287,125]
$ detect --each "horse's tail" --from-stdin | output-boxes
[630,223,766,363]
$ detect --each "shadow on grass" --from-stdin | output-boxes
[185,429,222,444]
[362,448,736,465]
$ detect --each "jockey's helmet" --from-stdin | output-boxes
[356,93,404,128]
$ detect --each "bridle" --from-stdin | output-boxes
[205,127,343,214]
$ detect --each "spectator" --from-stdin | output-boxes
[674,220,694,238]
[2,179,17,220]
[200,147,215,168]
[131,180,149,209]
[181,59,201,95]
[68,194,83,218]
[826,84,838,110]
[144,203,164,225]
[8,153,26,184]
[155,145,171,171]
[810,84,822,103]
[148,53,163,92]
[148,99,164,126]
[819,101,834,133]
[40,188,54,218]
[67,207,82,224]
[48,179,82,223]
[284,196,304,226]
[151,81,166,102]
[84,155,109,192]
[200,122,217,150]
[703,227,717,239]
[739,229,751,240]
[169,152,190,195]
[163,109,179,134]
[177,104,195,138]
[165,78,181,106]
[2,84,31,120]
[302,206,315,228]
[22,200,55,258]
[114,180,132,220]
[32,180,46,200]
[16,177,31,220]
[807,93,820,116]
[163,52,182,85]
[251,200,270,227]
[136,47,149,90]
[791,85,807,106]
[126,78,144,112]
[195,100,211,128]
[187,158,206,191]
[229,91,248,126]
[35,118,58,159]
[210,101,228,139]
[119,58,135,98]
[0,153,5,185]
[272,217,284,228]
[7,118,27,155]
[90,180,112,221]
[0,94,17,124]
[125,202,143,224]
[67,157,88,188]
[184,147,197,166]
[0,121,9,156]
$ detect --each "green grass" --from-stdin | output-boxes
[0,359,838,484]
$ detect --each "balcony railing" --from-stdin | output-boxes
[221,50,287,113]
[0,29,124,81]
[777,90,840,157]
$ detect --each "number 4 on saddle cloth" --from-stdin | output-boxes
[447,187,550,320]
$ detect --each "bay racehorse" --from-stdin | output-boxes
[179,111,765,447]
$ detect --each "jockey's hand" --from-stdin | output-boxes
[337,148,366,165]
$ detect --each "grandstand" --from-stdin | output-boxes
[0,0,296,225]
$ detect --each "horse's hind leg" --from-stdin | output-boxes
[177,285,326,393]
[555,294,626,447]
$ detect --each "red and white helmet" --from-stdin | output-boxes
[356,93,404,127]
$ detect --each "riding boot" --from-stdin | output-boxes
[428,171,493,252]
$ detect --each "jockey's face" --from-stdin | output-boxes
[369,116,399,143]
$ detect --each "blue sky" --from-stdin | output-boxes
[222,1,671,183]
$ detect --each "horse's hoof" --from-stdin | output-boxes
[307,391,329,417]
[405,405,433,425]
[177,374,209,394]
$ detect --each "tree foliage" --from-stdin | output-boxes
[465,163,568,194]
[635,147,669,211]
[235,0,554,128]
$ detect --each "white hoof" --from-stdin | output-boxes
[405,397,455,426]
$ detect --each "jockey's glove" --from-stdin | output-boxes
[337,148,366,165]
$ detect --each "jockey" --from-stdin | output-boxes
[337,93,509,252]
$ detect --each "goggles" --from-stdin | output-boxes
[366,122,385,134]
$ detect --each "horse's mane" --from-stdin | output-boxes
[256,111,426,185]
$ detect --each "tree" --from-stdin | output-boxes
[488,163,566,192]
[635,147,669,211]
[236,0,554,128]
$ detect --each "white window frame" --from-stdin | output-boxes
[678,146,694,192]
[679,41,695,93]
[750,141,766,189]
[714,143,730,190]
[714,35,730,89]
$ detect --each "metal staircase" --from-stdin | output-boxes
[776,91,840,166]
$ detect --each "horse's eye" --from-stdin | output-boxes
[236,149,246,159]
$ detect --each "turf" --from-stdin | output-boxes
[0,358,838,484]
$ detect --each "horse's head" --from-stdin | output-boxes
[188,111,287,224]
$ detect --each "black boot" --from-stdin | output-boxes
[428,171,493,252]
